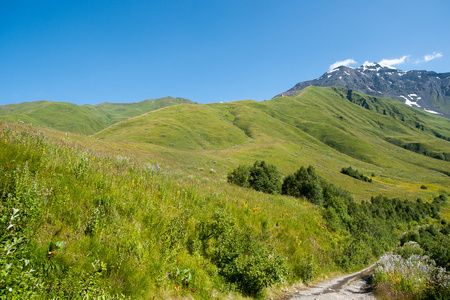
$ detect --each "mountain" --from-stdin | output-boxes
[275,63,450,118]
[0,97,194,135]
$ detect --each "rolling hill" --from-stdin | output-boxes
[0,97,194,135]
[93,86,450,201]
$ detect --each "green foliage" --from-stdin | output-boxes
[196,211,288,296]
[395,241,425,259]
[227,165,250,188]
[340,166,372,182]
[227,161,282,194]
[0,207,41,298]
[282,166,324,205]
[295,255,318,284]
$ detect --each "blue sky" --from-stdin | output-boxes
[1,0,449,105]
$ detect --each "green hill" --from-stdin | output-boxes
[93,86,450,201]
[0,97,194,135]
[1,86,449,299]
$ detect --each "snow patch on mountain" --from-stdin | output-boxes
[401,95,421,108]
[424,109,441,115]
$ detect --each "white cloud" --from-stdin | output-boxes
[424,52,443,62]
[329,59,357,71]
[379,55,410,67]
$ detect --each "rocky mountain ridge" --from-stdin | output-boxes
[276,63,450,118]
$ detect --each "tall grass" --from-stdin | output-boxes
[1,116,449,298]
[0,121,346,298]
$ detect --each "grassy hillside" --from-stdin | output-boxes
[0,97,194,135]
[94,86,450,201]
[1,87,449,298]
[1,121,343,299]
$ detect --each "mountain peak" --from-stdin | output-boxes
[275,65,450,118]
[358,62,398,72]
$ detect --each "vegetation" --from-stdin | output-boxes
[1,85,449,298]
[373,254,450,299]
[0,97,194,135]
[227,161,281,194]
[340,166,372,182]
[231,162,448,272]
[0,122,345,298]
[282,165,326,205]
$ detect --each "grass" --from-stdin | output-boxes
[1,86,449,298]
[1,121,345,298]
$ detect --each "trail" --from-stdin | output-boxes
[281,264,377,300]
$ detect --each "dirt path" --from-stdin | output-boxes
[281,264,377,300]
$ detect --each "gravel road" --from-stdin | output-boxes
[281,264,377,300]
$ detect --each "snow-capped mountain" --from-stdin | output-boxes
[276,63,450,118]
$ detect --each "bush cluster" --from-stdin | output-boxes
[228,162,448,272]
[340,166,372,182]
[282,166,324,205]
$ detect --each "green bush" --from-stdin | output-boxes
[227,161,282,194]
[340,166,372,182]
[282,166,324,205]
[295,255,318,284]
[395,241,425,259]
[196,211,288,296]
[227,165,250,188]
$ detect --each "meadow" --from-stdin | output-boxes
[1,86,450,298]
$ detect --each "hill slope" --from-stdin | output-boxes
[0,97,194,135]
[94,86,450,201]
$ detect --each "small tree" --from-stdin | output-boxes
[282,166,323,205]
[248,161,282,194]
[227,161,281,194]
[227,165,250,187]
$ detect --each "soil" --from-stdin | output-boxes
[279,264,377,300]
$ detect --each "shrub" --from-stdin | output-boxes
[196,211,288,296]
[295,255,318,284]
[340,166,372,182]
[248,161,282,194]
[227,161,282,194]
[282,166,324,205]
[227,165,250,187]
[395,241,425,259]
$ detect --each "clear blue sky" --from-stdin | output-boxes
[1,0,449,105]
